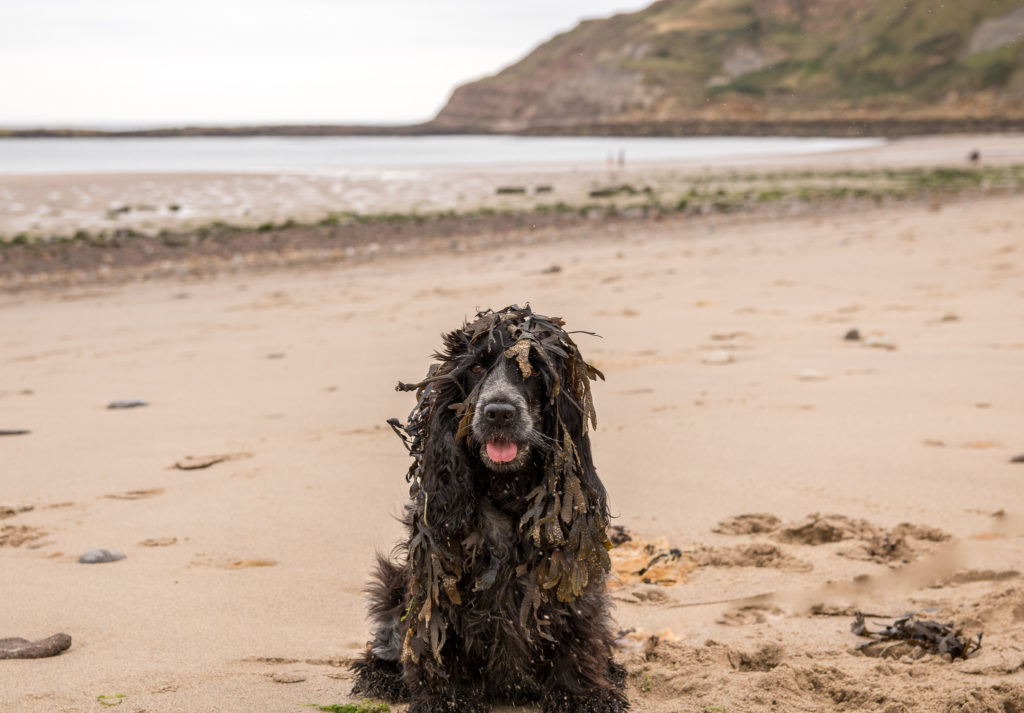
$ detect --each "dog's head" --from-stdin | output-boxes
[391,306,605,520]
[464,339,545,472]
[436,305,602,475]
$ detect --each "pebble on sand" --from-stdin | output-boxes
[0,430,31,436]
[78,549,126,564]
[700,350,734,365]
[1010,454,1024,464]
[269,673,306,684]
[0,633,72,659]
[843,328,861,341]
[173,451,252,470]
[799,369,827,381]
[106,400,148,409]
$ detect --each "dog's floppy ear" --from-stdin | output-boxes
[418,373,478,538]
[555,381,608,522]
[394,333,479,669]
[391,325,479,540]
[522,337,611,607]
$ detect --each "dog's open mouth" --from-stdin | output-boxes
[480,439,530,470]
[485,440,518,463]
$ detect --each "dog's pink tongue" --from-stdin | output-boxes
[486,440,518,463]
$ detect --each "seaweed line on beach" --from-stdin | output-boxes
[2,164,1023,292]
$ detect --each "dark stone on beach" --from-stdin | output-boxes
[0,633,72,659]
[173,452,251,470]
[78,549,126,564]
[844,329,861,341]
[496,186,527,195]
[0,430,30,437]
[534,185,553,194]
[107,400,148,409]
[1011,454,1024,464]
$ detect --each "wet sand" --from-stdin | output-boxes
[3,133,1024,239]
[1,149,1024,711]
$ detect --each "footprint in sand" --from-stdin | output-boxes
[713,512,950,565]
[936,569,1020,587]
[717,604,786,626]
[103,488,165,500]
[223,559,277,569]
[247,655,347,667]
[138,537,178,547]
[692,543,811,571]
[191,555,277,569]
[712,513,781,535]
[0,504,34,520]
[0,525,47,548]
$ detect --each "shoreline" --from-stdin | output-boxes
[3,161,1023,292]
[5,117,1024,139]
[7,134,1024,243]
[5,134,1024,244]
[2,186,1022,293]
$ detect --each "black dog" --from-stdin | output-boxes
[351,305,627,713]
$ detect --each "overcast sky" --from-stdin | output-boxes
[1,0,650,127]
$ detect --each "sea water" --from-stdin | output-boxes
[0,135,885,175]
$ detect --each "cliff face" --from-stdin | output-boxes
[432,0,1024,132]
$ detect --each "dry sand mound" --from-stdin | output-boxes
[621,636,1024,713]
[608,519,1024,713]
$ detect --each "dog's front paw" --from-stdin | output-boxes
[542,687,629,713]
[409,691,489,713]
[607,661,627,689]
[349,655,409,702]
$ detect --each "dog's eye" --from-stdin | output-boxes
[530,367,540,377]
[469,363,484,374]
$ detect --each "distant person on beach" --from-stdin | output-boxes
[968,149,980,165]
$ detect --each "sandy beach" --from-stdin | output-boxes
[2,142,1024,712]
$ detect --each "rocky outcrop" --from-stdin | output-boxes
[431,0,1024,134]
[968,6,1024,55]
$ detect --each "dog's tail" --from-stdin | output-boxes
[365,553,409,625]
[349,553,411,701]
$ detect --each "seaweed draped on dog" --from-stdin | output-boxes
[351,305,628,713]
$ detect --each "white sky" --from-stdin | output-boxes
[1,0,649,127]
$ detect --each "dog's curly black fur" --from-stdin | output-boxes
[350,305,627,713]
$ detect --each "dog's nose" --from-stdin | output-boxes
[483,403,516,425]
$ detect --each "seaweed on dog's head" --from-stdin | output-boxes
[388,304,610,669]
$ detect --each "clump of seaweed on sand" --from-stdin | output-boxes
[852,611,982,660]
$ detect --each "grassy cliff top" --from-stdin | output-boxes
[433,0,1024,131]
